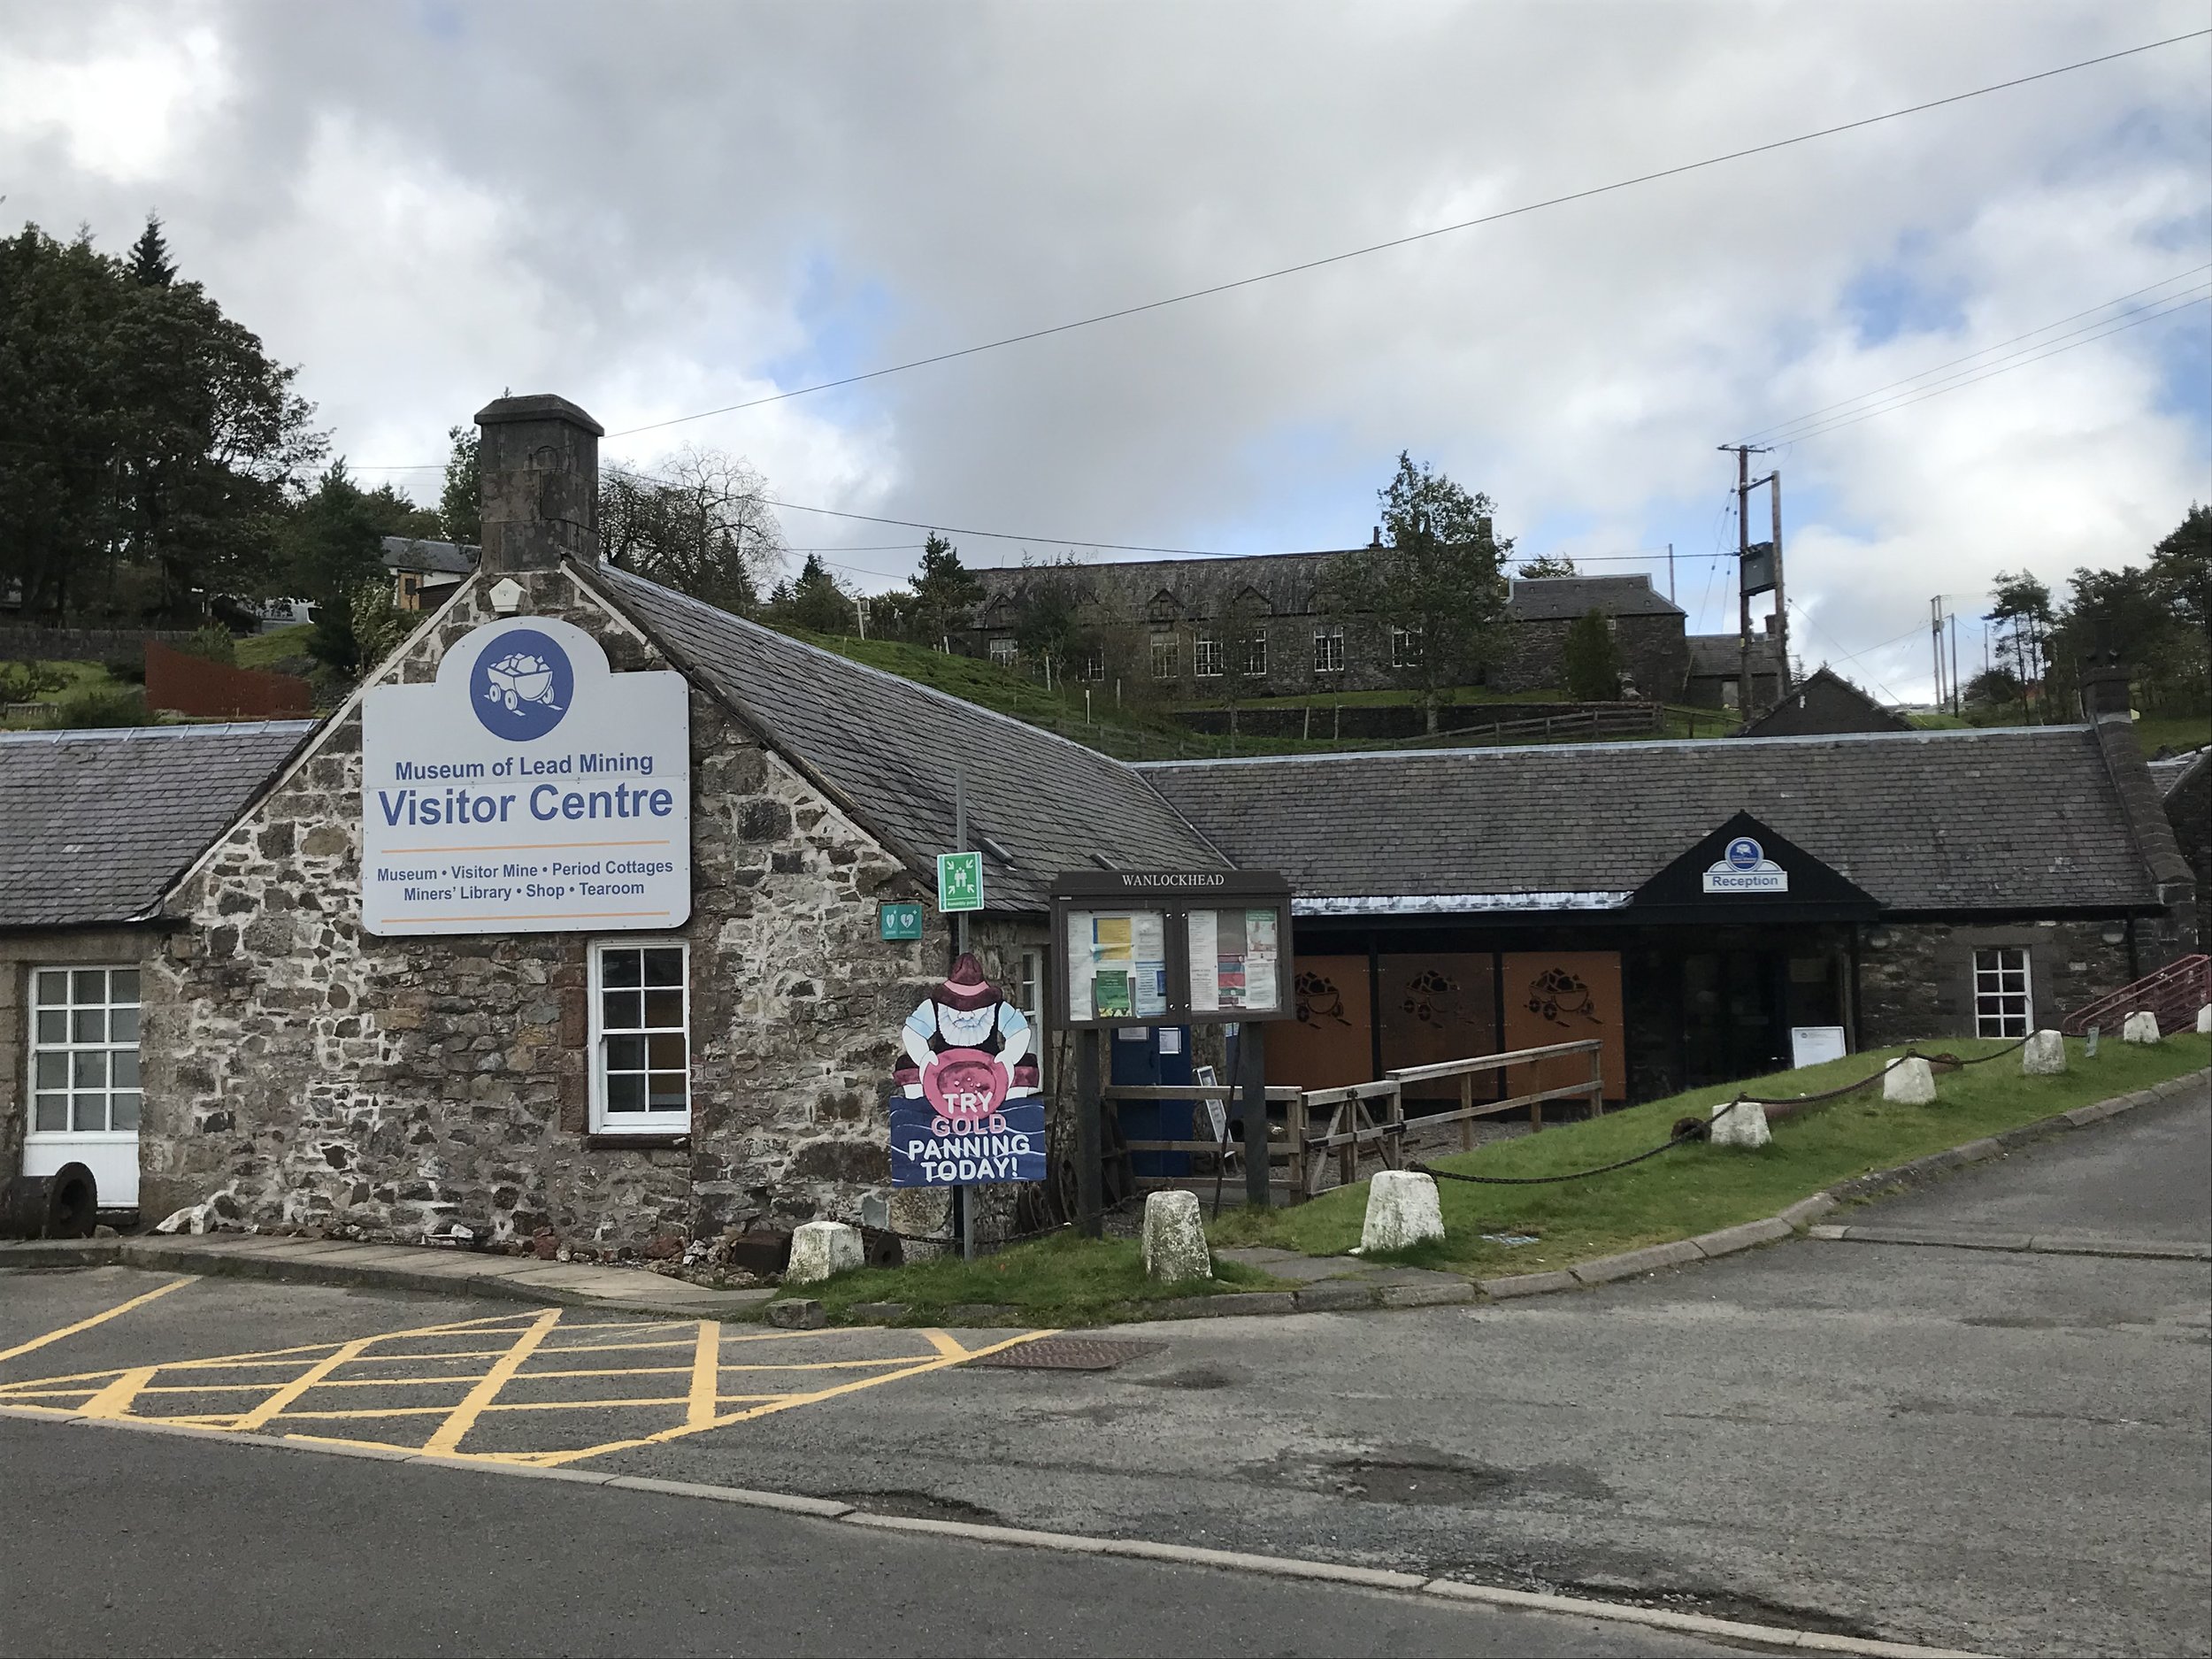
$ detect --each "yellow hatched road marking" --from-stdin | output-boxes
[80,1364,159,1418]
[231,1337,379,1431]
[0,1276,196,1364]
[687,1322,720,1431]
[421,1308,561,1455]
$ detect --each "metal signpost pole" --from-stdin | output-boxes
[1239,1022,1270,1210]
[952,766,975,1262]
[1077,1026,1103,1239]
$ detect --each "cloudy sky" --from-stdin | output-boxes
[4,1,2206,698]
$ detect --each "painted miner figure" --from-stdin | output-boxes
[895,954,1039,1126]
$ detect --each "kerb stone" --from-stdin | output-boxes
[2121,1010,2161,1045]
[1883,1056,1937,1104]
[1140,1191,1212,1285]
[784,1220,863,1285]
[1708,1099,1770,1148]
[1359,1171,1446,1253]
[2022,1030,2067,1075]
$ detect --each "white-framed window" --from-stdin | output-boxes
[589,941,690,1134]
[1150,633,1177,680]
[29,966,142,1136]
[1194,630,1222,678]
[1972,947,2032,1038]
[1390,624,1422,668]
[1014,946,1046,1087]
[1242,631,1268,677]
[1313,625,1345,673]
[1076,646,1106,682]
[988,636,1018,667]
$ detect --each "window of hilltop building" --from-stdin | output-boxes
[591,941,691,1135]
[1972,947,2032,1038]
[988,637,1018,667]
[1313,626,1345,674]
[1194,631,1223,678]
[1076,646,1106,681]
[29,967,142,1136]
[1390,625,1422,669]
[1150,633,1178,680]
[1242,632,1268,677]
[1014,946,1047,1086]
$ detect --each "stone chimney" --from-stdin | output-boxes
[475,394,603,576]
[2079,653,2132,724]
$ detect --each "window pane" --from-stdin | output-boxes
[73,1094,107,1132]
[642,949,684,987]
[35,1010,65,1044]
[647,1072,687,1111]
[602,989,642,1031]
[112,1051,141,1087]
[35,970,67,1006]
[642,988,683,1029]
[602,950,643,987]
[73,1008,106,1042]
[73,1052,108,1088]
[111,1007,141,1044]
[111,969,140,1003]
[604,1073,645,1113]
[605,1034,646,1071]
[648,1032,687,1069]
[35,1052,66,1089]
[73,970,106,1003]
[111,1092,141,1131]
[35,1094,66,1132]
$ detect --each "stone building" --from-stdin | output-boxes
[1684,629,1784,711]
[1737,666,1909,739]
[962,552,1692,700]
[3,392,2196,1244]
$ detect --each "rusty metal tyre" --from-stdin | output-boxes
[0,1163,98,1239]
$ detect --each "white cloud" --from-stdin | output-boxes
[0,18,230,183]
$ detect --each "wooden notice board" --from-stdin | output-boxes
[1500,951,1626,1102]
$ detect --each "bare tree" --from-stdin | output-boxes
[600,445,787,613]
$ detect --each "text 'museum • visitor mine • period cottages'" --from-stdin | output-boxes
[0,394,2196,1248]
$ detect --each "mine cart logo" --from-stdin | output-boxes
[470,627,573,741]
[1703,835,1788,894]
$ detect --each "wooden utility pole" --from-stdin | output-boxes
[1717,444,1775,715]
[1769,466,1788,693]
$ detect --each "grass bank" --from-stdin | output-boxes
[790,1230,1286,1326]
[1208,1034,2210,1279]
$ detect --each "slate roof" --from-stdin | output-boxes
[381,536,479,577]
[585,565,1226,910]
[969,549,1356,626]
[1141,726,2158,913]
[0,722,314,928]
[1504,573,1682,621]
[2148,746,2208,799]
[1738,666,1910,737]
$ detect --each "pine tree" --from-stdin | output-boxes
[439,426,480,544]
[127,214,175,287]
[908,532,983,649]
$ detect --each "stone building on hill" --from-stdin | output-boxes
[961,552,1691,700]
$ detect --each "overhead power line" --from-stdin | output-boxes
[587,29,2208,442]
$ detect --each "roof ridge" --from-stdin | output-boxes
[0,719,319,746]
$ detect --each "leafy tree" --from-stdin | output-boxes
[439,426,480,544]
[1983,570,2054,718]
[175,625,238,665]
[1328,452,1511,720]
[1563,609,1621,700]
[279,462,428,680]
[1517,551,1578,579]
[765,554,856,634]
[2148,503,2209,641]
[599,447,783,614]
[1008,557,1097,685]
[0,218,325,624]
[1963,666,2022,710]
[906,533,983,650]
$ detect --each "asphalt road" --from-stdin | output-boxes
[0,1419,1715,1658]
[1,1085,2205,1657]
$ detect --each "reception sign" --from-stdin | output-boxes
[360,616,690,935]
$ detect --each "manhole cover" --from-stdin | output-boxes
[968,1338,1166,1371]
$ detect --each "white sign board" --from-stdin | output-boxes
[361,616,690,935]
[1701,833,1788,895]
[1790,1025,1847,1069]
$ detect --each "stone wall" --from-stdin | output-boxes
[1,925,158,1180]
[1857,918,2135,1044]
[0,626,194,665]
[1491,613,1686,700]
[141,565,1041,1253]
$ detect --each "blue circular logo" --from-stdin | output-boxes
[1725,836,1763,871]
[469,628,573,741]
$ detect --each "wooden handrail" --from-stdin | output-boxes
[1300,1078,1404,1107]
[1385,1040,1601,1084]
[1102,1085,1302,1102]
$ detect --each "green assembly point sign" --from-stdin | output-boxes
[879,901,924,941]
[937,850,984,913]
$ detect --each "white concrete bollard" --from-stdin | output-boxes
[2196,1002,2210,1034]
[2021,1030,2067,1075]
[1141,1190,1213,1284]
[784,1219,864,1285]
[2121,1010,2162,1045]
[1360,1170,1447,1253]
[1709,1099,1771,1148]
[1883,1056,1938,1104]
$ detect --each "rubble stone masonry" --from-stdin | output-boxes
[140,566,1031,1251]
